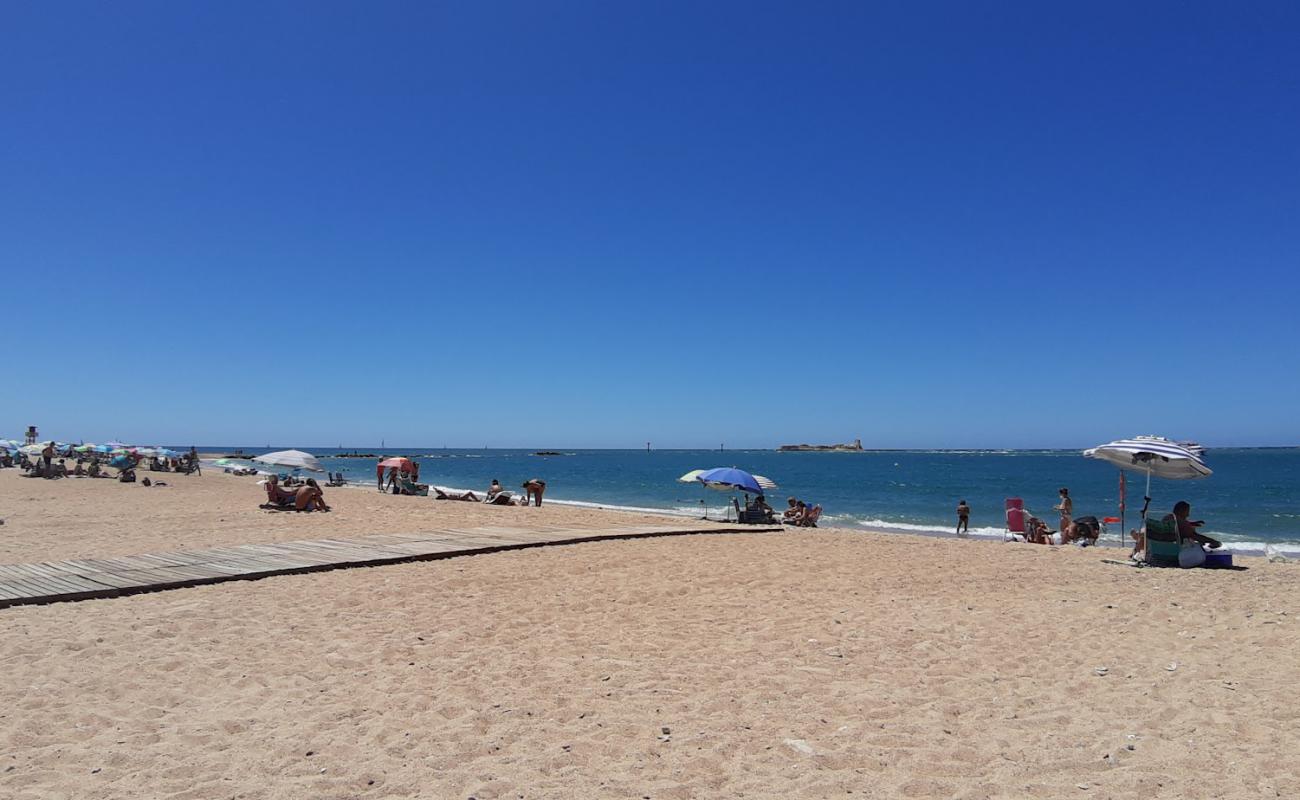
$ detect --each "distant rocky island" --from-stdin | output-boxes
[777,438,864,452]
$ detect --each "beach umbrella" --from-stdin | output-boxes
[109,455,133,469]
[696,467,764,495]
[1084,436,1211,536]
[377,456,416,473]
[156,448,179,458]
[92,444,113,454]
[680,468,776,489]
[254,449,324,472]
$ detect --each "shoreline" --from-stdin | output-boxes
[207,465,1292,560]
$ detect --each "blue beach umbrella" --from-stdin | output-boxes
[696,467,764,495]
[109,455,133,469]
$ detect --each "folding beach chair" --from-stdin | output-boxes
[1005,498,1027,540]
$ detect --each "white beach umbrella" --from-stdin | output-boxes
[253,449,324,472]
[752,474,778,490]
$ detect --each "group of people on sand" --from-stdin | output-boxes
[434,478,547,506]
[262,474,331,512]
[372,458,548,507]
[963,488,1223,560]
[7,442,201,485]
[1014,488,1102,545]
[960,488,1104,545]
[782,496,822,527]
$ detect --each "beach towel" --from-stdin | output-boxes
[259,503,302,512]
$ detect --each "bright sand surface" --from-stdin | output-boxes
[2,470,1299,799]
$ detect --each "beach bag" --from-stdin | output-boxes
[1178,542,1206,568]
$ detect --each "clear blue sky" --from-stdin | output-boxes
[4,1,1298,448]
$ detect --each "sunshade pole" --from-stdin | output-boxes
[1140,467,1152,525]
[1119,470,1126,548]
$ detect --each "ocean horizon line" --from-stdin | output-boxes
[186,444,1300,453]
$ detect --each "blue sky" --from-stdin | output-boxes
[3,1,1298,448]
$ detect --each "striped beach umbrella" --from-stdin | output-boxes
[1084,436,1210,481]
[1084,436,1210,531]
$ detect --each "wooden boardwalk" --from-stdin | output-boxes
[0,523,780,609]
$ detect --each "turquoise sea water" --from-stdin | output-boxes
[199,447,1300,552]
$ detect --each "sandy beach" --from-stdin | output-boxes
[2,469,1299,799]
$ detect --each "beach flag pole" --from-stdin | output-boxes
[1119,471,1126,547]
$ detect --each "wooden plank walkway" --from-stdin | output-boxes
[0,523,780,609]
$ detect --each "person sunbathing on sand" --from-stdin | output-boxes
[1025,516,1053,544]
[295,479,331,512]
[264,475,298,506]
[783,497,803,523]
[1062,515,1101,545]
[1172,501,1220,549]
[434,487,480,502]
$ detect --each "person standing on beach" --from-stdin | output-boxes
[956,500,970,536]
[1055,488,1072,534]
[41,442,54,473]
[522,478,546,506]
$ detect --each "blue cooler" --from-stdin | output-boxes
[1204,550,1233,568]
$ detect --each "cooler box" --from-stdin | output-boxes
[1204,550,1233,568]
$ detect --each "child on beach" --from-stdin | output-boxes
[956,500,970,536]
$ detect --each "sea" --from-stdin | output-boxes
[196,447,1300,555]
